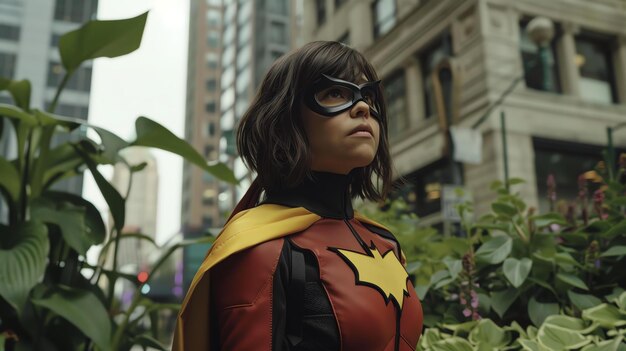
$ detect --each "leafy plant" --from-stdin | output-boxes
[0,12,235,351]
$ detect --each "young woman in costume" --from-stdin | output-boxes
[173,41,423,351]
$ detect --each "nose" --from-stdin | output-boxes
[350,100,371,119]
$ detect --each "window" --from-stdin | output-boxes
[0,52,17,79]
[206,52,218,69]
[575,32,617,104]
[335,0,348,9]
[50,33,62,47]
[206,79,217,91]
[519,19,561,93]
[204,145,214,158]
[237,1,252,26]
[419,33,452,118]
[221,66,234,89]
[207,122,216,136]
[54,0,98,23]
[0,24,20,41]
[206,9,221,27]
[207,31,220,48]
[533,138,605,214]
[206,102,216,113]
[269,21,287,44]
[391,160,450,218]
[373,0,396,38]
[223,23,235,46]
[238,21,251,48]
[316,0,326,25]
[222,44,235,66]
[47,62,92,92]
[384,70,407,139]
[202,216,213,229]
[46,101,89,118]
[270,50,283,62]
[221,87,235,111]
[237,45,250,70]
[236,67,250,95]
[267,0,287,14]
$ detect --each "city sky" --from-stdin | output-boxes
[84,0,189,245]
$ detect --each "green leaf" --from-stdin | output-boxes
[557,273,589,291]
[531,213,568,228]
[0,103,36,125]
[132,334,167,351]
[30,198,90,255]
[43,191,106,246]
[31,285,111,351]
[581,338,624,351]
[537,323,591,350]
[429,337,474,351]
[528,297,559,327]
[468,319,511,348]
[601,245,626,257]
[132,116,237,183]
[443,257,462,280]
[582,303,626,328]
[503,257,532,288]
[59,12,148,73]
[492,202,518,218]
[617,291,626,311]
[568,291,602,310]
[475,236,512,264]
[0,222,49,314]
[0,157,20,202]
[491,288,518,318]
[0,78,31,110]
[509,178,526,185]
[602,219,626,239]
[543,314,597,334]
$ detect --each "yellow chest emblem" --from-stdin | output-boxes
[333,242,410,309]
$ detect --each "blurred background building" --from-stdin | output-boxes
[0,0,98,220]
[302,0,626,235]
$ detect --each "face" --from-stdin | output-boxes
[301,75,381,175]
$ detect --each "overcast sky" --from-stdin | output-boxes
[84,0,189,245]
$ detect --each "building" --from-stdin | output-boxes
[181,0,295,235]
[0,0,98,221]
[302,0,626,233]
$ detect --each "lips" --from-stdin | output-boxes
[348,124,373,136]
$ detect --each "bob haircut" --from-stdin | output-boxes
[236,41,392,202]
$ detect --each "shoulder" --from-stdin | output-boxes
[354,212,407,264]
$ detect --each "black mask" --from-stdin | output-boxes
[304,74,382,119]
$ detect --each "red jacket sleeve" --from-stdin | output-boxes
[210,237,286,350]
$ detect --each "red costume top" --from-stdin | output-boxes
[174,172,423,350]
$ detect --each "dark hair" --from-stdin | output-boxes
[236,41,392,201]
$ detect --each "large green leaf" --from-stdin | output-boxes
[0,103,36,125]
[543,315,598,334]
[581,338,624,351]
[475,236,512,264]
[601,245,626,257]
[59,12,148,73]
[429,337,474,351]
[528,297,559,327]
[0,78,31,111]
[132,334,167,351]
[468,319,511,348]
[557,273,589,291]
[537,323,590,350]
[31,285,111,351]
[0,222,49,313]
[602,219,626,239]
[0,156,19,202]
[30,197,90,255]
[492,202,518,218]
[503,257,532,288]
[43,191,106,246]
[582,303,626,329]
[568,291,602,311]
[531,213,568,228]
[491,288,518,318]
[132,116,237,183]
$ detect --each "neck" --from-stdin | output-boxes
[262,171,354,219]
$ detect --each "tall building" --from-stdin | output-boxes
[181,0,295,235]
[0,0,98,222]
[302,0,626,233]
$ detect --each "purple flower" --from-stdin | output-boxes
[463,308,472,317]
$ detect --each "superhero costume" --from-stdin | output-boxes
[173,171,423,350]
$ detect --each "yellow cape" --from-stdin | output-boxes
[172,204,391,351]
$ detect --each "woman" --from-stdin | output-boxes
[173,41,423,351]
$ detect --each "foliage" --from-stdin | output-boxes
[0,12,234,351]
[417,291,626,351]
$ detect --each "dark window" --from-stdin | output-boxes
[202,215,213,229]
[207,52,218,69]
[533,138,606,214]
[519,19,562,93]
[373,0,396,38]
[206,102,216,113]
[267,0,288,14]
[51,33,62,47]
[47,62,92,92]
[316,0,326,25]
[575,31,617,104]
[208,122,216,136]
[270,50,283,62]
[54,0,98,23]
[335,0,348,9]
[0,24,20,41]
[207,31,220,48]
[204,145,214,158]
[269,21,287,44]
[419,33,452,118]
[0,52,17,79]
[391,160,449,218]
[384,70,407,139]
[206,79,217,91]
